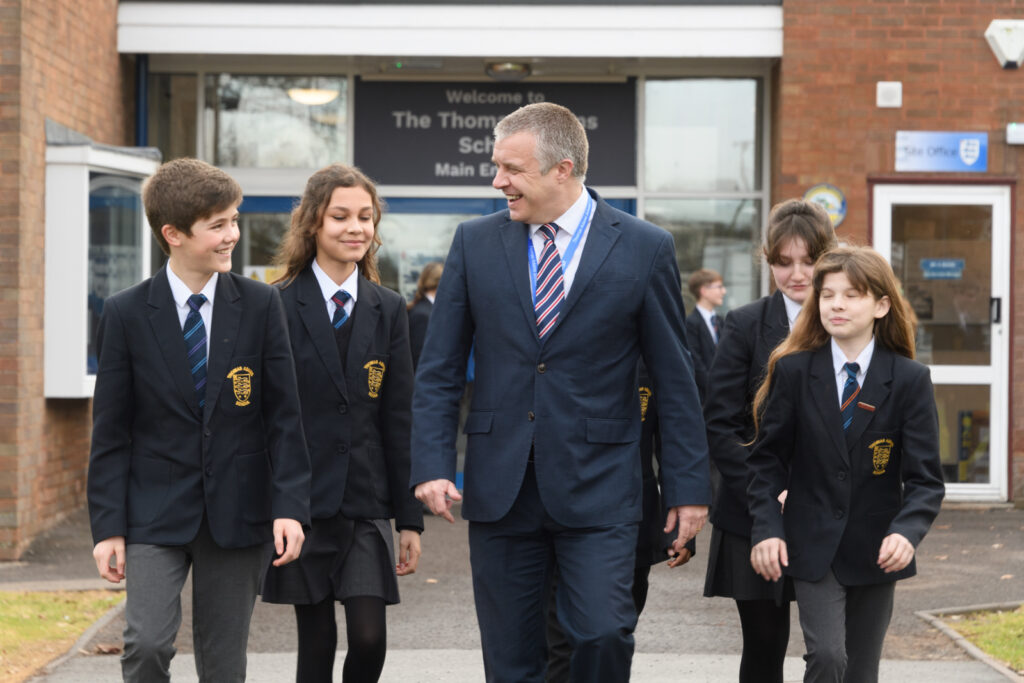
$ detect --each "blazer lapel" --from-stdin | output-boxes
[557,198,621,330]
[844,345,893,452]
[295,268,348,400]
[762,290,791,349]
[203,273,242,425]
[346,276,381,384]
[147,267,202,419]
[809,345,848,463]
[499,217,540,340]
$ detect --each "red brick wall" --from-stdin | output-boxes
[777,0,1024,502]
[0,0,131,559]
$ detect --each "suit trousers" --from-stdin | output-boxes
[121,518,269,683]
[469,462,639,683]
[793,570,895,683]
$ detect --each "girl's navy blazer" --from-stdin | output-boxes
[279,266,423,531]
[747,343,945,586]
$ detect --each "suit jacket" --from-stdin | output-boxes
[411,188,711,527]
[407,297,433,370]
[279,267,423,531]
[88,268,311,549]
[684,308,718,402]
[747,344,945,585]
[703,291,789,537]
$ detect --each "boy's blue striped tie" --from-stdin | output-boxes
[184,293,208,409]
[840,362,861,431]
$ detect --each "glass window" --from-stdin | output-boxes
[204,74,347,168]
[148,73,198,159]
[377,213,470,301]
[644,79,760,193]
[237,213,290,282]
[934,384,989,484]
[88,173,145,374]
[644,198,761,311]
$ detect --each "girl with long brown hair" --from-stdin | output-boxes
[748,246,944,683]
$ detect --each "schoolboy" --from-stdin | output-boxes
[87,158,311,683]
[685,268,726,401]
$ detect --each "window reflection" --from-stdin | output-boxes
[377,213,469,300]
[204,74,347,168]
[934,384,989,484]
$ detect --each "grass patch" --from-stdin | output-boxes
[946,605,1024,674]
[0,590,124,683]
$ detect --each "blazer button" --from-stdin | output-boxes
[527,411,535,421]
[205,467,213,477]
[837,471,847,481]
[338,444,348,455]
[338,403,348,415]
[537,363,546,374]
[203,429,211,437]
[834,508,845,519]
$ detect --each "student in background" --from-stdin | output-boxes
[263,164,423,683]
[702,199,837,683]
[748,246,944,683]
[685,268,726,401]
[407,261,443,370]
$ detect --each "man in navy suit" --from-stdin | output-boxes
[411,103,711,682]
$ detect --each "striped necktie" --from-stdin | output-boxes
[331,289,352,329]
[840,362,861,431]
[710,313,722,343]
[184,293,208,409]
[534,223,564,339]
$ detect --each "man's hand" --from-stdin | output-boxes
[272,518,305,567]
[878,533,914,573]
[664,504,707,557]
[93,536,126,583]
[414,479,462,523]
[396,530,422,576]
[750,537,788,582]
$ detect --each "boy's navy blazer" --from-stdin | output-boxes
[407,297,433,370]
[410,189,711,528]
[279,267,423,531]
[703,291,789,537]
[683,308,718,402]
[88,268,311,549]
[747,344,945,586]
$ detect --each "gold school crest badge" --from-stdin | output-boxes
[227,366,254,407]
[364,360,386,398]
[869,438,893,476]
[638,386,652,422]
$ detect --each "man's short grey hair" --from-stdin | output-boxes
[494,102,588,181]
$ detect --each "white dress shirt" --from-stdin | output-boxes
[313,259,359,322]
[166,266,217,351]
[528,187,594,295]
[831,336,875,403]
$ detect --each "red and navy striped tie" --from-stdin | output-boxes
[184,293,208,409]
[534,223,564,339]
[331,289,351,329]
[840,362,861,431]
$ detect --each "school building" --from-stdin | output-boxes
[1,0,1021,558]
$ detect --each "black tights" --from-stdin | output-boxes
[294,596,387,683]
[735,598,790,683]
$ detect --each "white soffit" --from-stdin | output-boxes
[118,3,783,58]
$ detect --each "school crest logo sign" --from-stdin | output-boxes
[364,360,386,398]
[959,138,981,166]
[869,438,893,476]
[227,366,254,407]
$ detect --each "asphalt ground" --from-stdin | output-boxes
[3,504,1022,681]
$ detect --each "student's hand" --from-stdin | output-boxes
[665,504,707,558]
[414,479,462,523]
[750,537,788,582]
[396,530,422,576]
[93,536,126,583]
[777,489,788,514]
[667,547,692,568]
[271,518,305,567]
[878,533,914,573]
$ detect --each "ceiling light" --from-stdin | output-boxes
[287,88,339,106]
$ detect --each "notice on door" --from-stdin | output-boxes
[353,79,636,186]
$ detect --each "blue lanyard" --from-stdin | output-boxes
[528,193,594,304]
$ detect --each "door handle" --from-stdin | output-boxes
[990,297,1001,324]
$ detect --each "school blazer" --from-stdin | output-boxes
[747,344,945,586]
[279,267,423,531]
[407,297,433,370]
[703,291,789,537]
[88,268,311,549]
[683,309,718,402]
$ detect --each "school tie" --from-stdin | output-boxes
[184,293,208,409]
[710,314,722,344]
[534,223,564,339]
[840,362,861,431]
[331,289,352,329]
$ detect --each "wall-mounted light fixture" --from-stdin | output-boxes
[985,20,1024,68]
[486,62,531,82]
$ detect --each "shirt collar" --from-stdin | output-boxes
[312,258,360,304]
[782,293,803,328]
[166,266,217,309]
[831,336,875,378]
[529,186,588,237]
[696,303,716,325]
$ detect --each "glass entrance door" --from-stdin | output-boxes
[872,183,1011,502]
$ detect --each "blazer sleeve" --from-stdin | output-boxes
[87,297,134,544]
[640,233,711,508]
[410,224,474,488]
[260,287,312,526]
[746,362,796,545]
[888,365,945,546]
[382,296,424,532]
[703,308,759,505]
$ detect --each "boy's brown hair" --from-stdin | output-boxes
[143,158,243,255]
[687,268,723,301]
